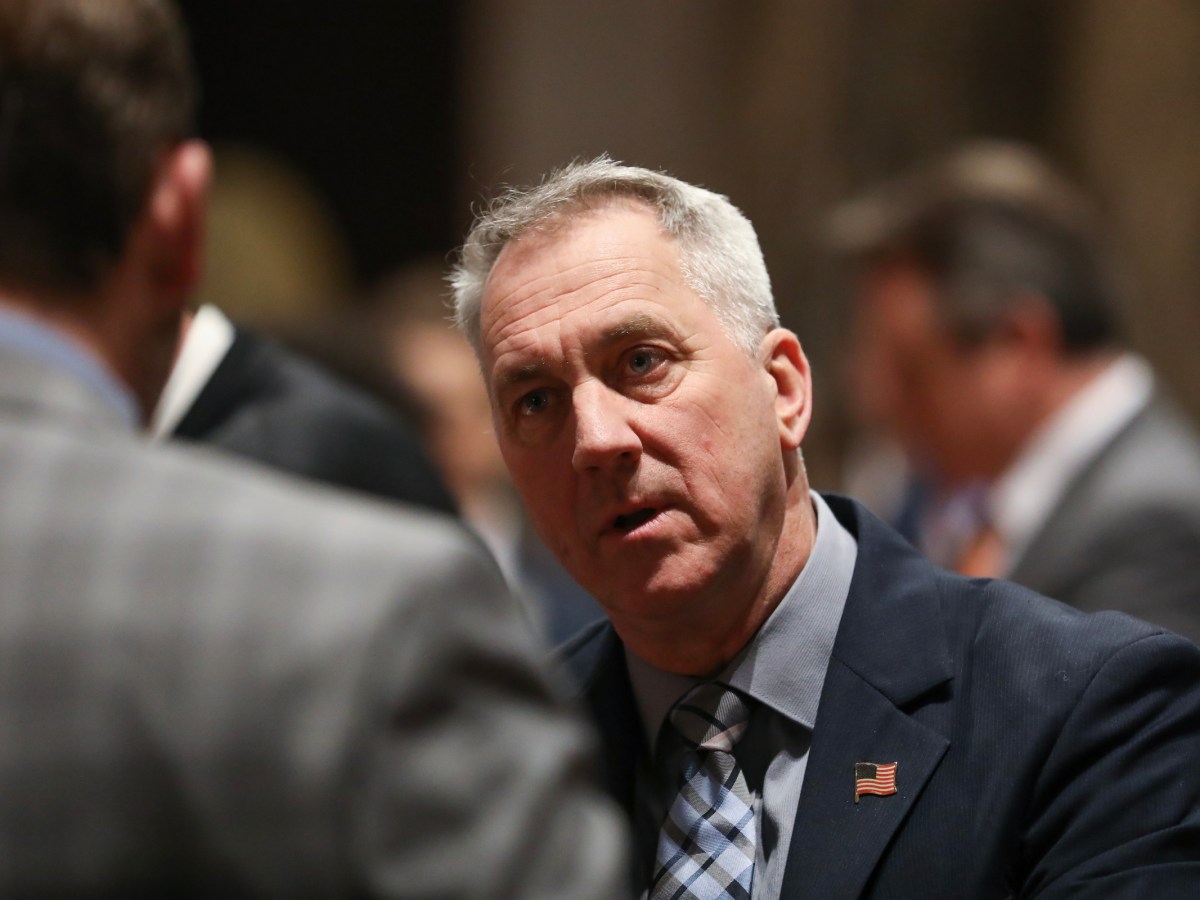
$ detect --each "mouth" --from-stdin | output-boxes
[611,506,660,534]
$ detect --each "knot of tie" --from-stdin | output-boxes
[652,682,757,899]
[669,682,751,754]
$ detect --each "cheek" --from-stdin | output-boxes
[681,403,780,516]
[503,446,577,532]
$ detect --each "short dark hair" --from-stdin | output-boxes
[831,142,1121,354]
[0,0,196,296]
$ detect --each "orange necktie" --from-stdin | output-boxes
[956,521,1004,578]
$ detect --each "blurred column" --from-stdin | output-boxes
[457,0,741,206]
[1059,0,1200,419]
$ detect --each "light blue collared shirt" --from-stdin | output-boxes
[0,304,139,428]
[627,490,858,896]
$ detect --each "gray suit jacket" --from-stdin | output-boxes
[0,348,626,897]
[1008,394,1200,643]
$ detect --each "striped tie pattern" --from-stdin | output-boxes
[650,682,755,900]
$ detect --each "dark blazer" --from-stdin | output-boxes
[1008,394,1200,643]
[173,327,456,514]
[0,347,626,896]
[562,495,1200,898]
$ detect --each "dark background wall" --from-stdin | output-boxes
[175,0,1200,490]
[177,0,461,286]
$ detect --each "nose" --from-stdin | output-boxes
[571,381,642,473]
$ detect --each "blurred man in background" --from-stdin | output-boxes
[372,262,605,643]
[0,1,626,894]
[833,141,1200,642]
[152,301,458,514]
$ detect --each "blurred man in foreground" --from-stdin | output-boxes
[451,157,1200,898]
[0,1,625,894]
[832,141,1200,642]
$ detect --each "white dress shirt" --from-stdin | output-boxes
[989,353,1154,573]
[149,304,236,439]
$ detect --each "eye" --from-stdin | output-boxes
[625,346,664,377]
[517,388,552,417]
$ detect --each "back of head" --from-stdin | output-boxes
[0,0,195,299]
[831,141,1121,354]
[451,156,779,356]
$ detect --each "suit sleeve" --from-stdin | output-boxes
[345,537,629,899]
[1021,631,1200,897]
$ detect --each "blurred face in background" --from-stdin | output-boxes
[849,258,1019,483]
[390,323,512,512]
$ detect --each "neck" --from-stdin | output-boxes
[0,288,117,376]
[1003,351,1119,473]
[614,477,817,676]
[0,271,178,425]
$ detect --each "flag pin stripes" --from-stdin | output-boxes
[854,762,898,803]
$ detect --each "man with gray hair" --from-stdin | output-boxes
[831,140,1200,643]
[0,1,626,895]
[452,156,1200,898]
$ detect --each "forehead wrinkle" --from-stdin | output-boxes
[491,308,679,395]
[485,214,683,322]
[484,214,693,390]
[486,262,634,342]
[488,263,671,352]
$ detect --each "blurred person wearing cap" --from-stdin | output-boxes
[0,0,627,895]
[832,141,1200,643]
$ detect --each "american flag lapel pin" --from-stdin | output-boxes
[854,761,898,803]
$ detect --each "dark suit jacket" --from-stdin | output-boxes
[1008,394,1200,643]
[562,495,1200,898]
[173,327,456,514]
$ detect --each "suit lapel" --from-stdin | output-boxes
[782,659,949,898]
[562,623,651,887]
[569,623,645,814]
[173,328,267,440]
[782,497,953,898]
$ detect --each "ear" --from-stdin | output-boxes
[760,328,812,451]
[144,139,212,303]
[979,293,1063,397]
[995,293,1062,358]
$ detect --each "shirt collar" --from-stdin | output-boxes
[0,303,139,429]
[989,353,1153,563]
[627,491,858,750]
[149,303,236,438]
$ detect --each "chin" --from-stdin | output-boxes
[594,562,720,620]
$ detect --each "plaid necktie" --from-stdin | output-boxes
[649,682,755,900]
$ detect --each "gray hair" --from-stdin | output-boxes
[450,156,778,356]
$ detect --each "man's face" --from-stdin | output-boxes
[849,259,1011,481]
[479,203,801,626]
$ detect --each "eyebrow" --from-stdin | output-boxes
[493,313,680,391]
[496,360,551,392]
[601,313,676,346]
